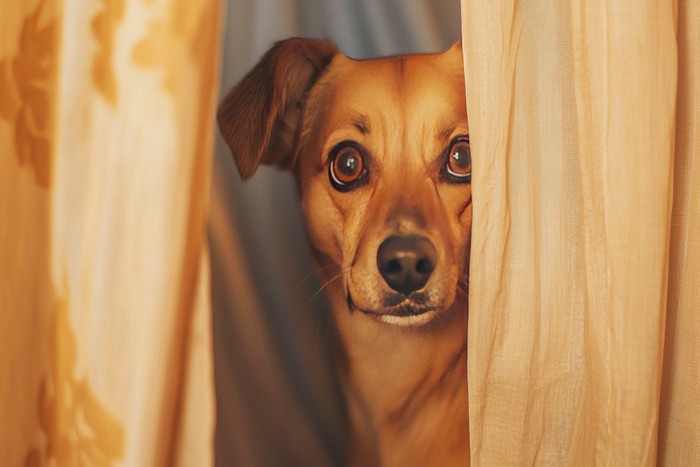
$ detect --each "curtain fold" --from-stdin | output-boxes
[462,1,699,465]
[0,0,221,465]
[658,1,700,464]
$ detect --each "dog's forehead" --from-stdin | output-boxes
[328,52,464,107]
[301,50,467,162]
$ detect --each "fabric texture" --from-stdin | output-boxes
[462,1,699,465]
[0,0,221,465]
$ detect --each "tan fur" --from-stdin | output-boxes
[219,38,471,466]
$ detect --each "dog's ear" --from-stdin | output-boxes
[217,38,338,179]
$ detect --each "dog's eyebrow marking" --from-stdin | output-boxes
[353,115,370,135]
[439,125,457,142]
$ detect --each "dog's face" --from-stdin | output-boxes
[298,50,471,327]
[219,39,470,328]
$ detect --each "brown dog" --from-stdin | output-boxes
[218,38,471,466]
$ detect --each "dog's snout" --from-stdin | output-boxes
[377,235,437,295]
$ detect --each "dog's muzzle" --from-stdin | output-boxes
[345,236,442,326]
[346,290,441,327]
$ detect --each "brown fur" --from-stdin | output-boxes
[219,38,471,466]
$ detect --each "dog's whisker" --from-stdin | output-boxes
[309,269,349,303]
[293,272,319,290]
[455,279,470,301]
[292,265,337,291]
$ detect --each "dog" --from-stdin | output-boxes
[218,38,471,466]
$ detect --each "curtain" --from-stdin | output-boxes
[0,0,221,465]
[462,1,699,465]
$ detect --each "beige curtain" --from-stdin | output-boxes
[0,0,220,465]
[462,1,699,465]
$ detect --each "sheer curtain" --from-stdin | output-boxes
[0,0,220,465]
[462,1,699,464]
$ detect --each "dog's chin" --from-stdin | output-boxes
[346,292,450,327]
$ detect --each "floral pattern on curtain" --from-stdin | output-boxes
[0,0,221,465]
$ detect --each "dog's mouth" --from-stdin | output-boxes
[346,291,444,327]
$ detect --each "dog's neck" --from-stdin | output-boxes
[326,283,470,466]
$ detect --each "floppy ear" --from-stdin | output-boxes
[217,38,338,179]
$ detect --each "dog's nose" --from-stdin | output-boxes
[377,235,437,295]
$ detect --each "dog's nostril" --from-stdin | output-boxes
[415,258,434,275]
[385,259,402,274]
[377,235,438,295]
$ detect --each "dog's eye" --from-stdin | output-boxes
[329,142,367,190]
[444,136,471,183]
